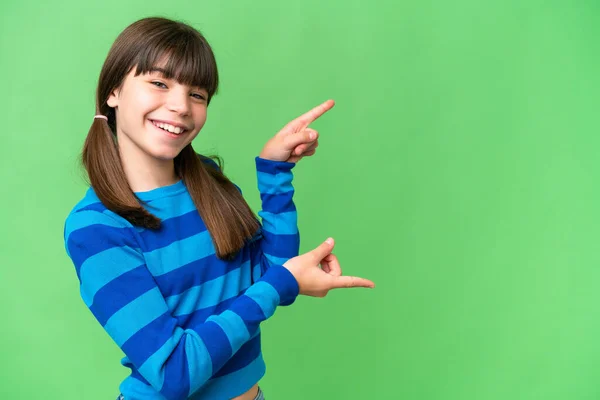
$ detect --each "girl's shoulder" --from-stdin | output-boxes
[198,153,222,172]
[64,187,133,240]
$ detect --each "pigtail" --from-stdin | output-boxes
[177,145,260,260]
[82,115,160,229]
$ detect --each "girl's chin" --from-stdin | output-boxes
[144,145,186,161]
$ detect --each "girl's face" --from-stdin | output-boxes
[107,64,209,163]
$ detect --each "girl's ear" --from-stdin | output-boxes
[107,88,120,108]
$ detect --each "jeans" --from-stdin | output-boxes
[116,386,265,400]
[254,387,265,400]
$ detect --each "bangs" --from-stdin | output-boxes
[133,27,218,96]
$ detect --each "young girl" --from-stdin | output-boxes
[63,17,374,400]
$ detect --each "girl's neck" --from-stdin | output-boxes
[123,160,179,193]
[117,139,179,193]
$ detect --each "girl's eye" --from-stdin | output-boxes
[151,80,205,100]
[151,81,167,88]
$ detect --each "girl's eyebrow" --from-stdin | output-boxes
[147,67,206,92]
[148,67,168,76]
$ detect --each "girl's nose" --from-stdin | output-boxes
[166,90,191,115]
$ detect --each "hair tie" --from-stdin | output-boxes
[94,115,108,121]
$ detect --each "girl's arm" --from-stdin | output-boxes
[64,210,298,400]
[205,156,298,301]
[252,156,300,269]
[246,100,335,278]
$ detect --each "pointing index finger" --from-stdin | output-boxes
[292,99,335,129]
[330,275,375,289]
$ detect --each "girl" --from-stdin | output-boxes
[63,16,374,400]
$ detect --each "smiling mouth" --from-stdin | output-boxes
[150,119,189,135]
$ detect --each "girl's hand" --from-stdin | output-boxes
[282,238,375,297]
[259,100,335,163]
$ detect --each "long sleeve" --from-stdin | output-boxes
[202,155,299,265]
[203,155,299,302]
[253,156,300,267]
[64,210,299,400]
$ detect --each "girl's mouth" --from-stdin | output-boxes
[150,119,189,137]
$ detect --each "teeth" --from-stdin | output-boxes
[152,120,185,134]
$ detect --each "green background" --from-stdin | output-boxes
[2,0,600,399]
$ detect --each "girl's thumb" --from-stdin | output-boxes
[313,237,335,259]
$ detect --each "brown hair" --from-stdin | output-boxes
[81,17,259,260]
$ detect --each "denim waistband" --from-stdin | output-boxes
[117,386,265,400]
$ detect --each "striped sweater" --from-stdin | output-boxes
[63,157,300,400]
